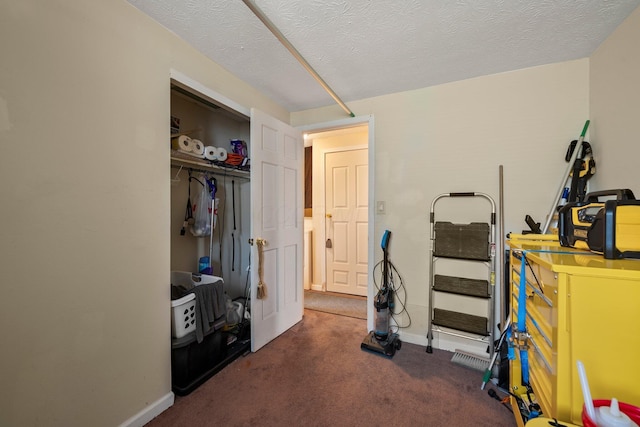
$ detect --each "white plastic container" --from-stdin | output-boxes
[170,271,224,338]
[171,293,196,339]
[598,398,639,427]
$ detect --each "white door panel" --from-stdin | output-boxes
[326,148,368,296]
[251,108,303,352]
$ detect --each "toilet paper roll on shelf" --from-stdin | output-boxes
[217,147,228,162]
[191,139,205,157]
[203,146,227,161]
[204,146,218,161]
[171,135,193,152]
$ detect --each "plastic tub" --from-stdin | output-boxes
[170,271,224,338]
[582,399,640,427]
[171,293,196,339]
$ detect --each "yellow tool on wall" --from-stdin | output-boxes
[558,189,640,259]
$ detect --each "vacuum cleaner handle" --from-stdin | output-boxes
[381,230,391,250]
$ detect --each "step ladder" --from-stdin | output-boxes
[426,192,496,364]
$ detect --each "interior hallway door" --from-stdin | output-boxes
[250,108,303,352]
[325,148,368,296]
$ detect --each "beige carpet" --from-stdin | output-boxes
[304,290,367,319]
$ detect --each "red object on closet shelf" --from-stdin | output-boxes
[225,153,244,166]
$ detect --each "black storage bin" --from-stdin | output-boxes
[171,318,227,396]
[171,318,251,396]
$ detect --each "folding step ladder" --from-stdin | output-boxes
[426,192,496,362]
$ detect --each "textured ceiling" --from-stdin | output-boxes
[128,0,640,112]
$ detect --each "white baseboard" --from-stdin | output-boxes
[119,392,174,427]
[310,283,323,291]
[398,330,489,357]
[397,331,429,347]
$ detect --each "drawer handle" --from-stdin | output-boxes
[529,336,553,373]
[526,311,552,347]
[525,280,553,307]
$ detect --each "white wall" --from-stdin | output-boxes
[590,6,640,193]
[293,59,590,350]
[0,1,286,426]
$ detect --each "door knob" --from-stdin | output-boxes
[326,213,332,218]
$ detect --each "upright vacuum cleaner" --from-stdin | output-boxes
[361,230,402,357]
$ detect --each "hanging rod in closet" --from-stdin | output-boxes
[171,158,250,181]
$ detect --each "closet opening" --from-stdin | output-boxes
[168,79,252,396]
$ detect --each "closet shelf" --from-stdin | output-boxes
[171,155,250,180]
[171,128,202,138]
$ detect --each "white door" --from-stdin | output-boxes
[250,108,304,352]
[325,148,368,296]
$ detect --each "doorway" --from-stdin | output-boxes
[300,120,373,322]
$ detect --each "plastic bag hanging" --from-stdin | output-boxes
[190,174,212,237]
[208,177,218,231]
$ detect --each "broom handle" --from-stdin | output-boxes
[541,120,590,234]
[499,165,506,329]
[481,314,511,390]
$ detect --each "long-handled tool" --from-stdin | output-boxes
[541,120,590,234]
[231,179,236,272]
[499,165,506,329]
[481,314,511,390]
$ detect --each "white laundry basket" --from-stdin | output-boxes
[170,271,224,339]
[171,293,196,339]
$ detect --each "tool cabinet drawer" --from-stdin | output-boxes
[510,261,556,344]
[528,342,554,418]
[510,302,556,416]
[509,246,560,424]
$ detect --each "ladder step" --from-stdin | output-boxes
[434,222,490,261]
[432,308,488,336]
[434,275,489,298]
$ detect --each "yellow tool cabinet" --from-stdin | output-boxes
[508,234,640,426]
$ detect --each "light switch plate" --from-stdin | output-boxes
[377,201,385,214]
